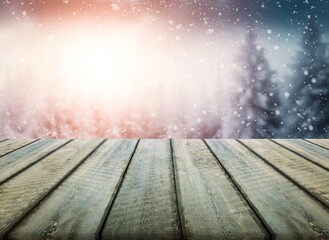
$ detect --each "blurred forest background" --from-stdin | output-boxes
[0,0,329,138]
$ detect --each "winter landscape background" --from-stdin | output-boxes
[0,0,329,138]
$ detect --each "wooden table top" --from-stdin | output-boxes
[0,139,328,239]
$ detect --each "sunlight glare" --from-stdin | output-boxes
[61,26,151,99]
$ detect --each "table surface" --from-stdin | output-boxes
[0,139,328,239]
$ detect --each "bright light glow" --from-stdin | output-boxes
[61,26,156,99]
[0,20,239,138]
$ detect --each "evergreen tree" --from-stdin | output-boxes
[231,27,281,138]
[286,14,329,137]
[302,62,329,137]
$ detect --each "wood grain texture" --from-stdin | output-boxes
[0,139,38,158]
[240,139,329,208]
[273,139,329,170]
[172,139,267,239]
[306,139,329,150]
[206,139,329,239]
[9,140,138,240]
[0,139,103,237]
[0,139,328,239]
[0,139,70,185]
[102,139,181,240]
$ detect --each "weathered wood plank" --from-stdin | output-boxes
[102,139,181,240]
[9,140,138,240]
[0,139,8,143]
[0,139,104,237]
[306,139,329,150]
[240,139,329,208]
[272,139,329,171]
[0,139,38,158]
[206,139,329,239]
[172,139,267,239]
[0,139,70,185]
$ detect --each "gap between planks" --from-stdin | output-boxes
[96,139,140,240]
[2,140,106,239]
[1,139,328,240]
[238,140,329,210]
[171,140,267,239]
[203,140,274,239]
[169,139,185,240]
[270,139,329,171]
[0,139,40,158]
[0,140,72,186]
[101,140,181,239]
[304,139,329,151]
[208,140,329,239]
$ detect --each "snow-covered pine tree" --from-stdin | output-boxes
[302,62,329,137]
[286,14,328,137]
[231,26,281,138]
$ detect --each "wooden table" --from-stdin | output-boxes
[0,139,328,239]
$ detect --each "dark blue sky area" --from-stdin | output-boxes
[1,0,328,28]
[228,0,329,28]
[1,0,328,43]
[173,0,329,29]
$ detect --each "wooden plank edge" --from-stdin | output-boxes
[270,140,329,172]
[170,139,186,240]
[0,139,40,158]
[3,139,107,239]
[304,139,329,151]
[237,140,329,210]
[0,139,9,144]
[203,140,274,240]
[0,140,73,186]
[96,139,140,240]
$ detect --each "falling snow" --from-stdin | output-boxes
[0,0,329,138]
